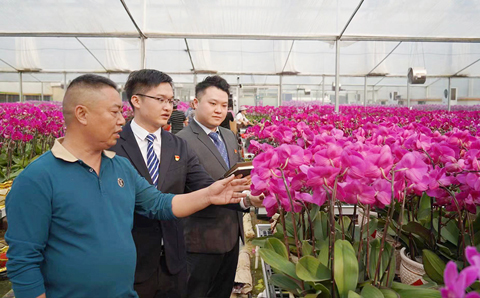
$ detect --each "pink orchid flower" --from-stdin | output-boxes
[440,261,479,298]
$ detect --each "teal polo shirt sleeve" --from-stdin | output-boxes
[115,156,176,220]
[126,158,177,220]
[5,151,178,298]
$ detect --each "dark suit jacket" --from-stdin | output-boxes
[177,120,245,254]
[110,121,215,283]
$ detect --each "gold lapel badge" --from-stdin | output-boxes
[175,155,180,161]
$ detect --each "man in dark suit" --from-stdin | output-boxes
[177,76,255,298]
[110,70,217,298]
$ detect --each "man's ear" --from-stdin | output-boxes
[75,105,89,125]
[131,95,141,110]
[193,97,199,109]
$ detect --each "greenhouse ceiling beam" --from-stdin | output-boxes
[141,33,336,40]
[0,58,19,71]
[2,70,480,78]
[427,78,441,87]
[281,41,295,73]
[366,42,402,75]
[340,36,480,43]
[184,39,196,72]
[0,32,333,40]
[119,0,146,39]
[452,58,480,76]
[146,35,480,43]
[3,32,480,43]
[373,77,385,87]
[0,82,418,88]
[280,83,425,88]
[27,73,42,83]
[75,38,108,72]
[0,80,58,83]
[0,32,142,38]
[0,81,396,89]
[338,0,364,39]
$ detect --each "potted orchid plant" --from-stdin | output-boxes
[247,104,480,297]
[0,102,65,182]
[0,102,134,182]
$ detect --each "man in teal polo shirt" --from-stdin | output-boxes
[5,74,248,298]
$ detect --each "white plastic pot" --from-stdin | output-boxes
[357,208,378,227]
[399,247,426,285]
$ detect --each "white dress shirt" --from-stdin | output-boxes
[193,118,250,209]
[131,119,162,165]
[193,117,222,145]
[131,119,164,245]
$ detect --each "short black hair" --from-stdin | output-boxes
[67,74,117,91]
[63,74,118,124]
[124,69,173,109]
[195,75,230,99]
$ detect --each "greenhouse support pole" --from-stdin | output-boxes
[140,37,146,69]
[235,86,240,113]
[64,72,67,90]
[19,72,23,102]
[334,39,340,113]
[322,75,325,105]
[407,81,410,108]
[41,82,44,101]
[447,77,451,112]
[469,78,473,97]
[235,76,240,114]
[278,75,282,107]
[363,76,367,107]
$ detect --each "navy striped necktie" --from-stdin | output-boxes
[146,134,159,186]
[208,131,230,168]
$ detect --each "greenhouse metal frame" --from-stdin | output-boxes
[1,0,480,111]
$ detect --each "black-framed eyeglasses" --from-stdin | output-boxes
[135,94,177,105]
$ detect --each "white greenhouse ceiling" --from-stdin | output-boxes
[1,0,480,82]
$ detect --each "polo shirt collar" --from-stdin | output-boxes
[51,138,116,162]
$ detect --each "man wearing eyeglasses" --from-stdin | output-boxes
[110,70,254,298]
[109,69,197,298]
[5,74,249,298]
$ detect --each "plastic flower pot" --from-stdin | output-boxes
[357,208,379,238]
[400,247,426,286]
